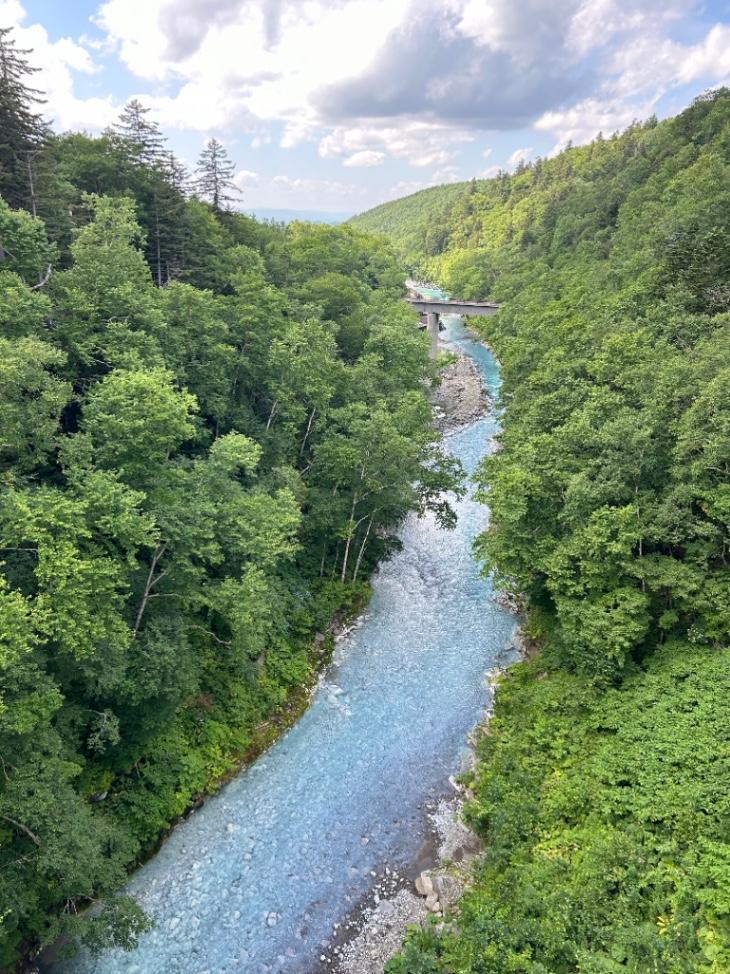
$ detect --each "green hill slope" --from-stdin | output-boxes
[384,89,730,973]
[350,181,469,269]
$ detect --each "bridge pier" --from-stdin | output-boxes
[407,295,499,358]
[426,312,440,359]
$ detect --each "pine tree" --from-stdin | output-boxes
[111,98,166,166]
[0,27,48,210]
[162,152,191,280]
[164,151,189,198]
[194,138,240,212]
[149,153,190,284]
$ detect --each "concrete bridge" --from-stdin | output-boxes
[405,297,500,357]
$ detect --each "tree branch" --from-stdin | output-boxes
[30,263,52,290]
[0,814,41,846]
[187,624,231,646]
[132,543,168,636]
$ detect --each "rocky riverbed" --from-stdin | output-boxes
[326,646,528,974]
[431,351,491,433]
[328,718,493,974]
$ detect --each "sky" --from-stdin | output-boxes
[2,0,730,216]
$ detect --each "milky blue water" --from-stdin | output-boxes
[64,315,517,974]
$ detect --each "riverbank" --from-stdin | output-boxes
[327,727,490,974]
[320,322,521,974]
[325,648,525,974]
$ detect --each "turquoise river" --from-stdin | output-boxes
[63,311,518,974]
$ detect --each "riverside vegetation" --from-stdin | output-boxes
[0,29,463,969]
[353,90,730,972]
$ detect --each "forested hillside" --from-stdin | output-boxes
[372,91,730,972]
[349,181,470,270]
[0,30,462,969]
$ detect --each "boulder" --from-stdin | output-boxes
[425,892,441,913]
[415,872,434,896]
[433,874,461,906]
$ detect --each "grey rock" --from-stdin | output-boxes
[415,872,434,896]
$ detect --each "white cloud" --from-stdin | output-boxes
[343,150,385,167]
[455,0,581,62]
[234,168,260,188]
[568,0,691,57]
[431,165,461,183]
[676,23,730,84]
[535,97,647,150]
[507,146,533,168]
[1,1,118,131]
[608,23,730,98]
[477,164,502,178]
[279,120,322,149]
[319,120,473,169]
[95,0,412,134]
[0,0,25,24]
[535,5,730,152]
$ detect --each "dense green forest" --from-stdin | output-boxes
[0,30,463,969]
[349,181,471,271]
[356,91,730,973]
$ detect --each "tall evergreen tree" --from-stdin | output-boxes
[111,98,166,166]
[164,151,189,198]
[0,27,47,211]
[152,151,191,283]
[194,138,240,212]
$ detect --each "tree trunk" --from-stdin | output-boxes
[1,814,41,846]
[340,493,358,583]
[26,152,37,218]
[133,543,167,636]
[266,399,279,431]
[154,195,163,287]
[353,514,374,582]
[300,407,316,458]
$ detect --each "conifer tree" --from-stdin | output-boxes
[0,27,47,210]
[111,98,166,166]
[164,151,190,198]
[194,138,240,212]
[150,153,190,284]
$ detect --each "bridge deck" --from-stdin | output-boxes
[406,298,499,317]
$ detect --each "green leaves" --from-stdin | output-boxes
[0,336,70,474]
[0,197,55,282]
[82,368,198,484]
[395,647,730,973]
[0,486,135,662]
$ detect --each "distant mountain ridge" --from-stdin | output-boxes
[246,207,351,224]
